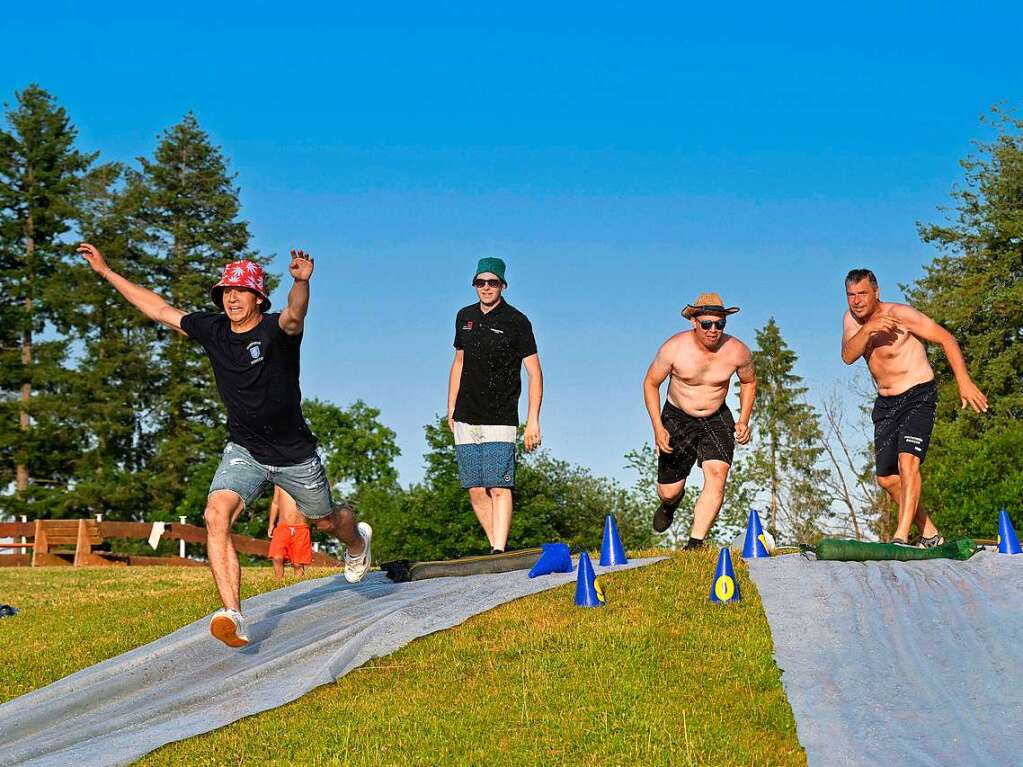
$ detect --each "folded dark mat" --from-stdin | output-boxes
[382,548,544,582]
[803,538,979,562]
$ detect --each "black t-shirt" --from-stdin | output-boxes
[180,312,318,466]
[452,300,538,426]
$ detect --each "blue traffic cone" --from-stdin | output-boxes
[575,552,605,607]
[741,510,770,559]
[709,548,741,604]
[997,509,1021,555]
[599,514,629,566]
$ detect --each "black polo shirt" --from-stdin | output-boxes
[180,311,318,466]
[453,300,538,426]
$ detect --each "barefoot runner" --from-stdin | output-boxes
[643,293,757,549]
[841,268,988,546]
[78,243,372,647]
[447,258,543,553]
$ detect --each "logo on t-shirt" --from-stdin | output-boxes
[247,341,264,365]
[462,320,474,331]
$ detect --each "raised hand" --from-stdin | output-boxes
[868,313,901,336]
[289,249,315,282]
[958,379,989,413]
[77,243,110,276]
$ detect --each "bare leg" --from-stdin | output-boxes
[293,565,305,577]
[878,472,938,540]
[657,480,686,507]
[272,557,285,578]
[894,453,924,542]
[312,504,365,556]
[204,491,246,611]
[490,488,513,550]
[468,487,496,547]
[689,461,729,540]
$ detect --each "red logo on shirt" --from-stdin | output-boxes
[463,321,474,330]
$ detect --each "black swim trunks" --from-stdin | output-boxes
[657,400,735,485]
[872,380,938,477]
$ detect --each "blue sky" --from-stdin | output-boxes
[5,3,1021,486]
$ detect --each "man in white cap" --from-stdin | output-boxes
[78,243,372,647]
[642,292,757,549]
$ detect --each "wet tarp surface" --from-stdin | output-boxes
[749,550,1023,767]
[0,558,661,767]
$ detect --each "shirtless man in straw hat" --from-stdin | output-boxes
[841,268,987,547]
[643,293,757,549]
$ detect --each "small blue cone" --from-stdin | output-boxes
[575,552,605,607]
[599,514,629,566]
[528,543,574,577]
[997,509,1021,555]
[709,548,741,604]
[741,510,770,559]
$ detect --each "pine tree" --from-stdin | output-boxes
[908,108,1023,534]
[61,163,163,520]
[127,114,273,520]
[0,85,100,519]
[745,318,830,541]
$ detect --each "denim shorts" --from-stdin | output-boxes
[208,442,336,519]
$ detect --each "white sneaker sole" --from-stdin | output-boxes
[344,522,373,583]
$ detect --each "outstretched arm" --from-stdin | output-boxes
[522,353,543,451]
[278,250,313,336]
[897,306,988,413]
[734,346,756,444]
[78,243,186,334]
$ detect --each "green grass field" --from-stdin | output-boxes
[0,552,805,766]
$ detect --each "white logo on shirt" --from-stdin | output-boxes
[490,328,504,334]
[247,341,264,365]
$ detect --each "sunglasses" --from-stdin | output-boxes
[698,319,727,330]
[473,278,503,288]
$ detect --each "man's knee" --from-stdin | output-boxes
[898,453,922,475]
[657,482,685,504]
[702,461,730,488]
[204,493,241,535]
[489,487,512,499]
[877,474,900,491]
[314,504,352,531]
[468,487,489,500]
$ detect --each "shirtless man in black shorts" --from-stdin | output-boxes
[643,293,757,549]
[841,268,988,546]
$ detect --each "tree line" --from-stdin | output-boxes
[2,85,1019,556]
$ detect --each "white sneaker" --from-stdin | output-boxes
[210,608,249,647]
[344,522,373,583]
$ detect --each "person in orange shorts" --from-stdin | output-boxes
[268,486,313,577]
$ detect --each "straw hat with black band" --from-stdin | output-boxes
[681,292,740,319]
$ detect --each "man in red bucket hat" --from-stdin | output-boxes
[77,243,371,648]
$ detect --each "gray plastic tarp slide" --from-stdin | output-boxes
[0,558,661,767]
[749,550,1023,767]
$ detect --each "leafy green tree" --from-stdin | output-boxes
[745,318,830,542]
[62,164,163,520]
[908,108,1023,534]
[303,399,400,492]
[0,85,102,519]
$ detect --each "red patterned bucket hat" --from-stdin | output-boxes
[210,260,271,311]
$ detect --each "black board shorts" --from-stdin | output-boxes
[657,400,735,485]
[872,380,938,477]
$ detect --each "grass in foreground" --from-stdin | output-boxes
[1,552,805,766]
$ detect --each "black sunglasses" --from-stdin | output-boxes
[473,278,503,288]
[698,319,727,330]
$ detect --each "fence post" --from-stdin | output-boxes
[179,516,187,558]
[20,514,27,555]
